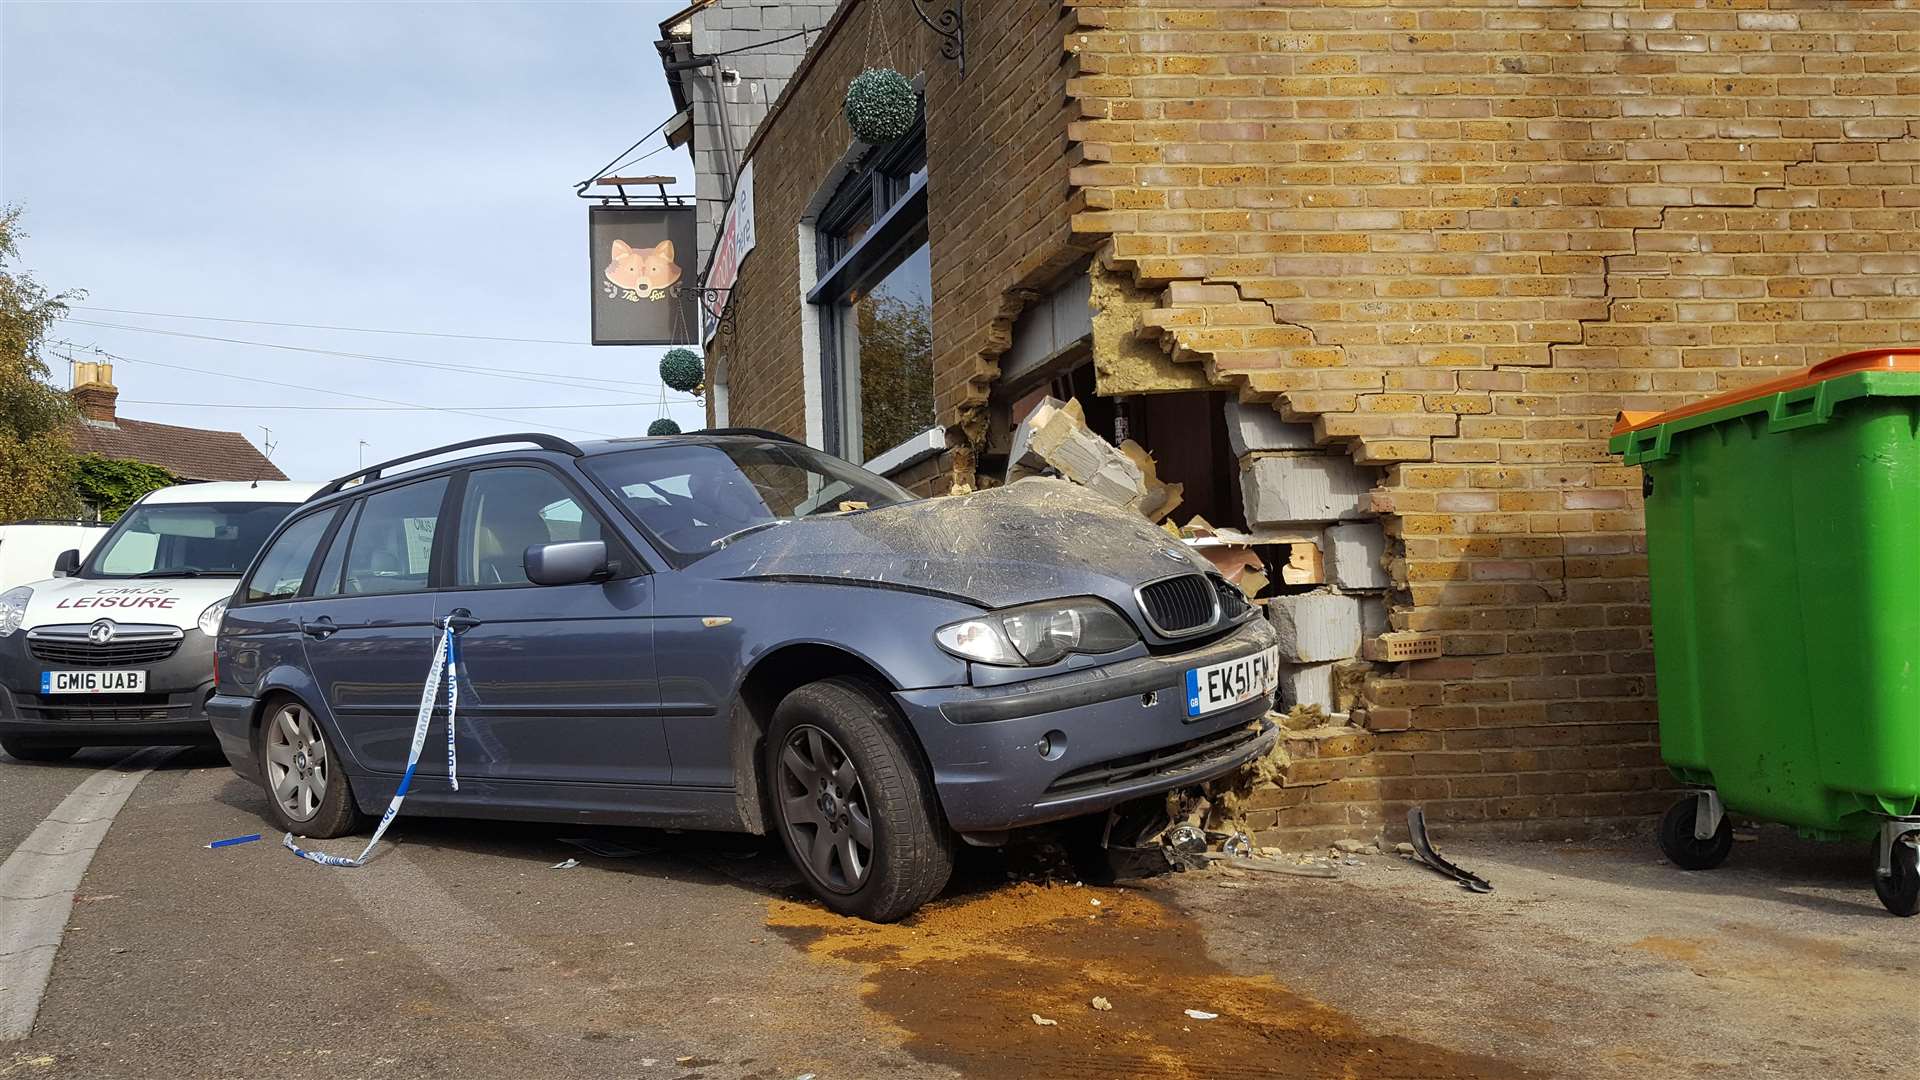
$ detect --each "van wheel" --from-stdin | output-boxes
[258,696,365,839]
[1,739,78,763]
[766,678,953,922]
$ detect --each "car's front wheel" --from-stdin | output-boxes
[766,678,953,922]
[257,696,365,838]
[0,739,79,763]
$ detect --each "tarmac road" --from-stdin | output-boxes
[3,746,1913,1079]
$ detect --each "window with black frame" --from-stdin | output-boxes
[809,118,934,466]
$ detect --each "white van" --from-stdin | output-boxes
[0,521,111,592]
[0,481,320,761]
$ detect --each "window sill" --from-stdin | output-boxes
[863,427,945,478]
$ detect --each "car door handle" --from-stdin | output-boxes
[441,608,483,634]
[299,617,338,640]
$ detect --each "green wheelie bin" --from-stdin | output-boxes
[1611,348,1920,916]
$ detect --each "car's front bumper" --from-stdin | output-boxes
[895,616,1281,833]
[0,629,218,748]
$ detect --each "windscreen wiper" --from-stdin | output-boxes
[710,520,788,549]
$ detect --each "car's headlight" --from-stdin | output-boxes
[197,597,229,638]
[935,598,1138,667]
[0,586,31,638]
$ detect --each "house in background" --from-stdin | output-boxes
[67,361,285,514]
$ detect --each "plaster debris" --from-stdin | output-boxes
[1185,1009,1219,1021]
[1007,397,1180,521]
[1031,1014,1059,1027]
[1091,997,1113,1012]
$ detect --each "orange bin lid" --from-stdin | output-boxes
[1612,348,1920,436]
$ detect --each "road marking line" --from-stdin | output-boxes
[0,749,169,1041]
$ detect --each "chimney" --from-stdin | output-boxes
[72,361,119,425]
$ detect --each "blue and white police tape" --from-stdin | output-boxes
[284,623,461,867]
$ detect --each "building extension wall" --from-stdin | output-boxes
[1062,0,1920,841]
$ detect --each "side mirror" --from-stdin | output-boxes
[524,540,610,587]
[53,549,81,577]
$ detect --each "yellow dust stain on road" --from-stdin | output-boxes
[769,883,1536,1080]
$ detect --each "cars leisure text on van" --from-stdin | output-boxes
[0,482,321,761]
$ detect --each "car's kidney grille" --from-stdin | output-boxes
[1138,574,1217,635]
[28,638,179,666]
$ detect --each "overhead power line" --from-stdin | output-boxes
[51,341,623,439]
[63,318,668,394]
[120,399,646,412]
[69,305,597,348]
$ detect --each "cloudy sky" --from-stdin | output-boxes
[1,0,704,482]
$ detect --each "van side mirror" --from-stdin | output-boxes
[524,541,610,587]
[53,549,81,577]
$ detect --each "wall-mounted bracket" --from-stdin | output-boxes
[910,0,965,74]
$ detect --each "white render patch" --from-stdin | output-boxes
[1270,590,1366,664]
[1240,452,1374,526]
[0,748,167,1040]
[1224,399,1316,458]
[1325,522,1390,590]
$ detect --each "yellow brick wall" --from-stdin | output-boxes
[1065,0,1920,839]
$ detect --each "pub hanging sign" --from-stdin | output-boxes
[588,204,699,346]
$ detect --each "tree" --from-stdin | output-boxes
[856,290,934,463]
[73,456,175,521]
[0,207,82,521]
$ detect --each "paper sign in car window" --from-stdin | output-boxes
[403,517,436,575]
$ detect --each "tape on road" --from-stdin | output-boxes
[0,747,170,1041]
[286,625,460,868]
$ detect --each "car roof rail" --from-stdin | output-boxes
[317,433,586,496]
[699,427,802,444]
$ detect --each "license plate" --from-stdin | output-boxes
[1185,646,1279,718]
[40,670,147,694]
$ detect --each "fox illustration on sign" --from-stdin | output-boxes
[603,238,682,302]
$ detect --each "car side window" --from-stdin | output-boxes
[455,466,607,587]
[241,509,337,604]
[308,500,361,599]
[343,478,448,595]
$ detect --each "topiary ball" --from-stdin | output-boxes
[659,348,704,393]
[844,68,919,145]
[648,418,682,437]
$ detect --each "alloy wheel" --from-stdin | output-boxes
[263,703,329,823]
[777,724,874,894]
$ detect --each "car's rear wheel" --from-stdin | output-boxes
[0,739,79,763]
[258,696,364,838]
[766,678,953,922]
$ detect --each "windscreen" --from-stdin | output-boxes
[584,440,915,558]
[83,502,304,578]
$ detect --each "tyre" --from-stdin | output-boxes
[1658,797,1732,870]
[0,739,79,763]
[1874,834,1920,917]
[257,696,365,838]
[765,677,953,922]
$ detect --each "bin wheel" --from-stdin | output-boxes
[1873,835,1920,917]
[1658,798,1732,870]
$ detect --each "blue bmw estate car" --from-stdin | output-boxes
[210,431,1279,920]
